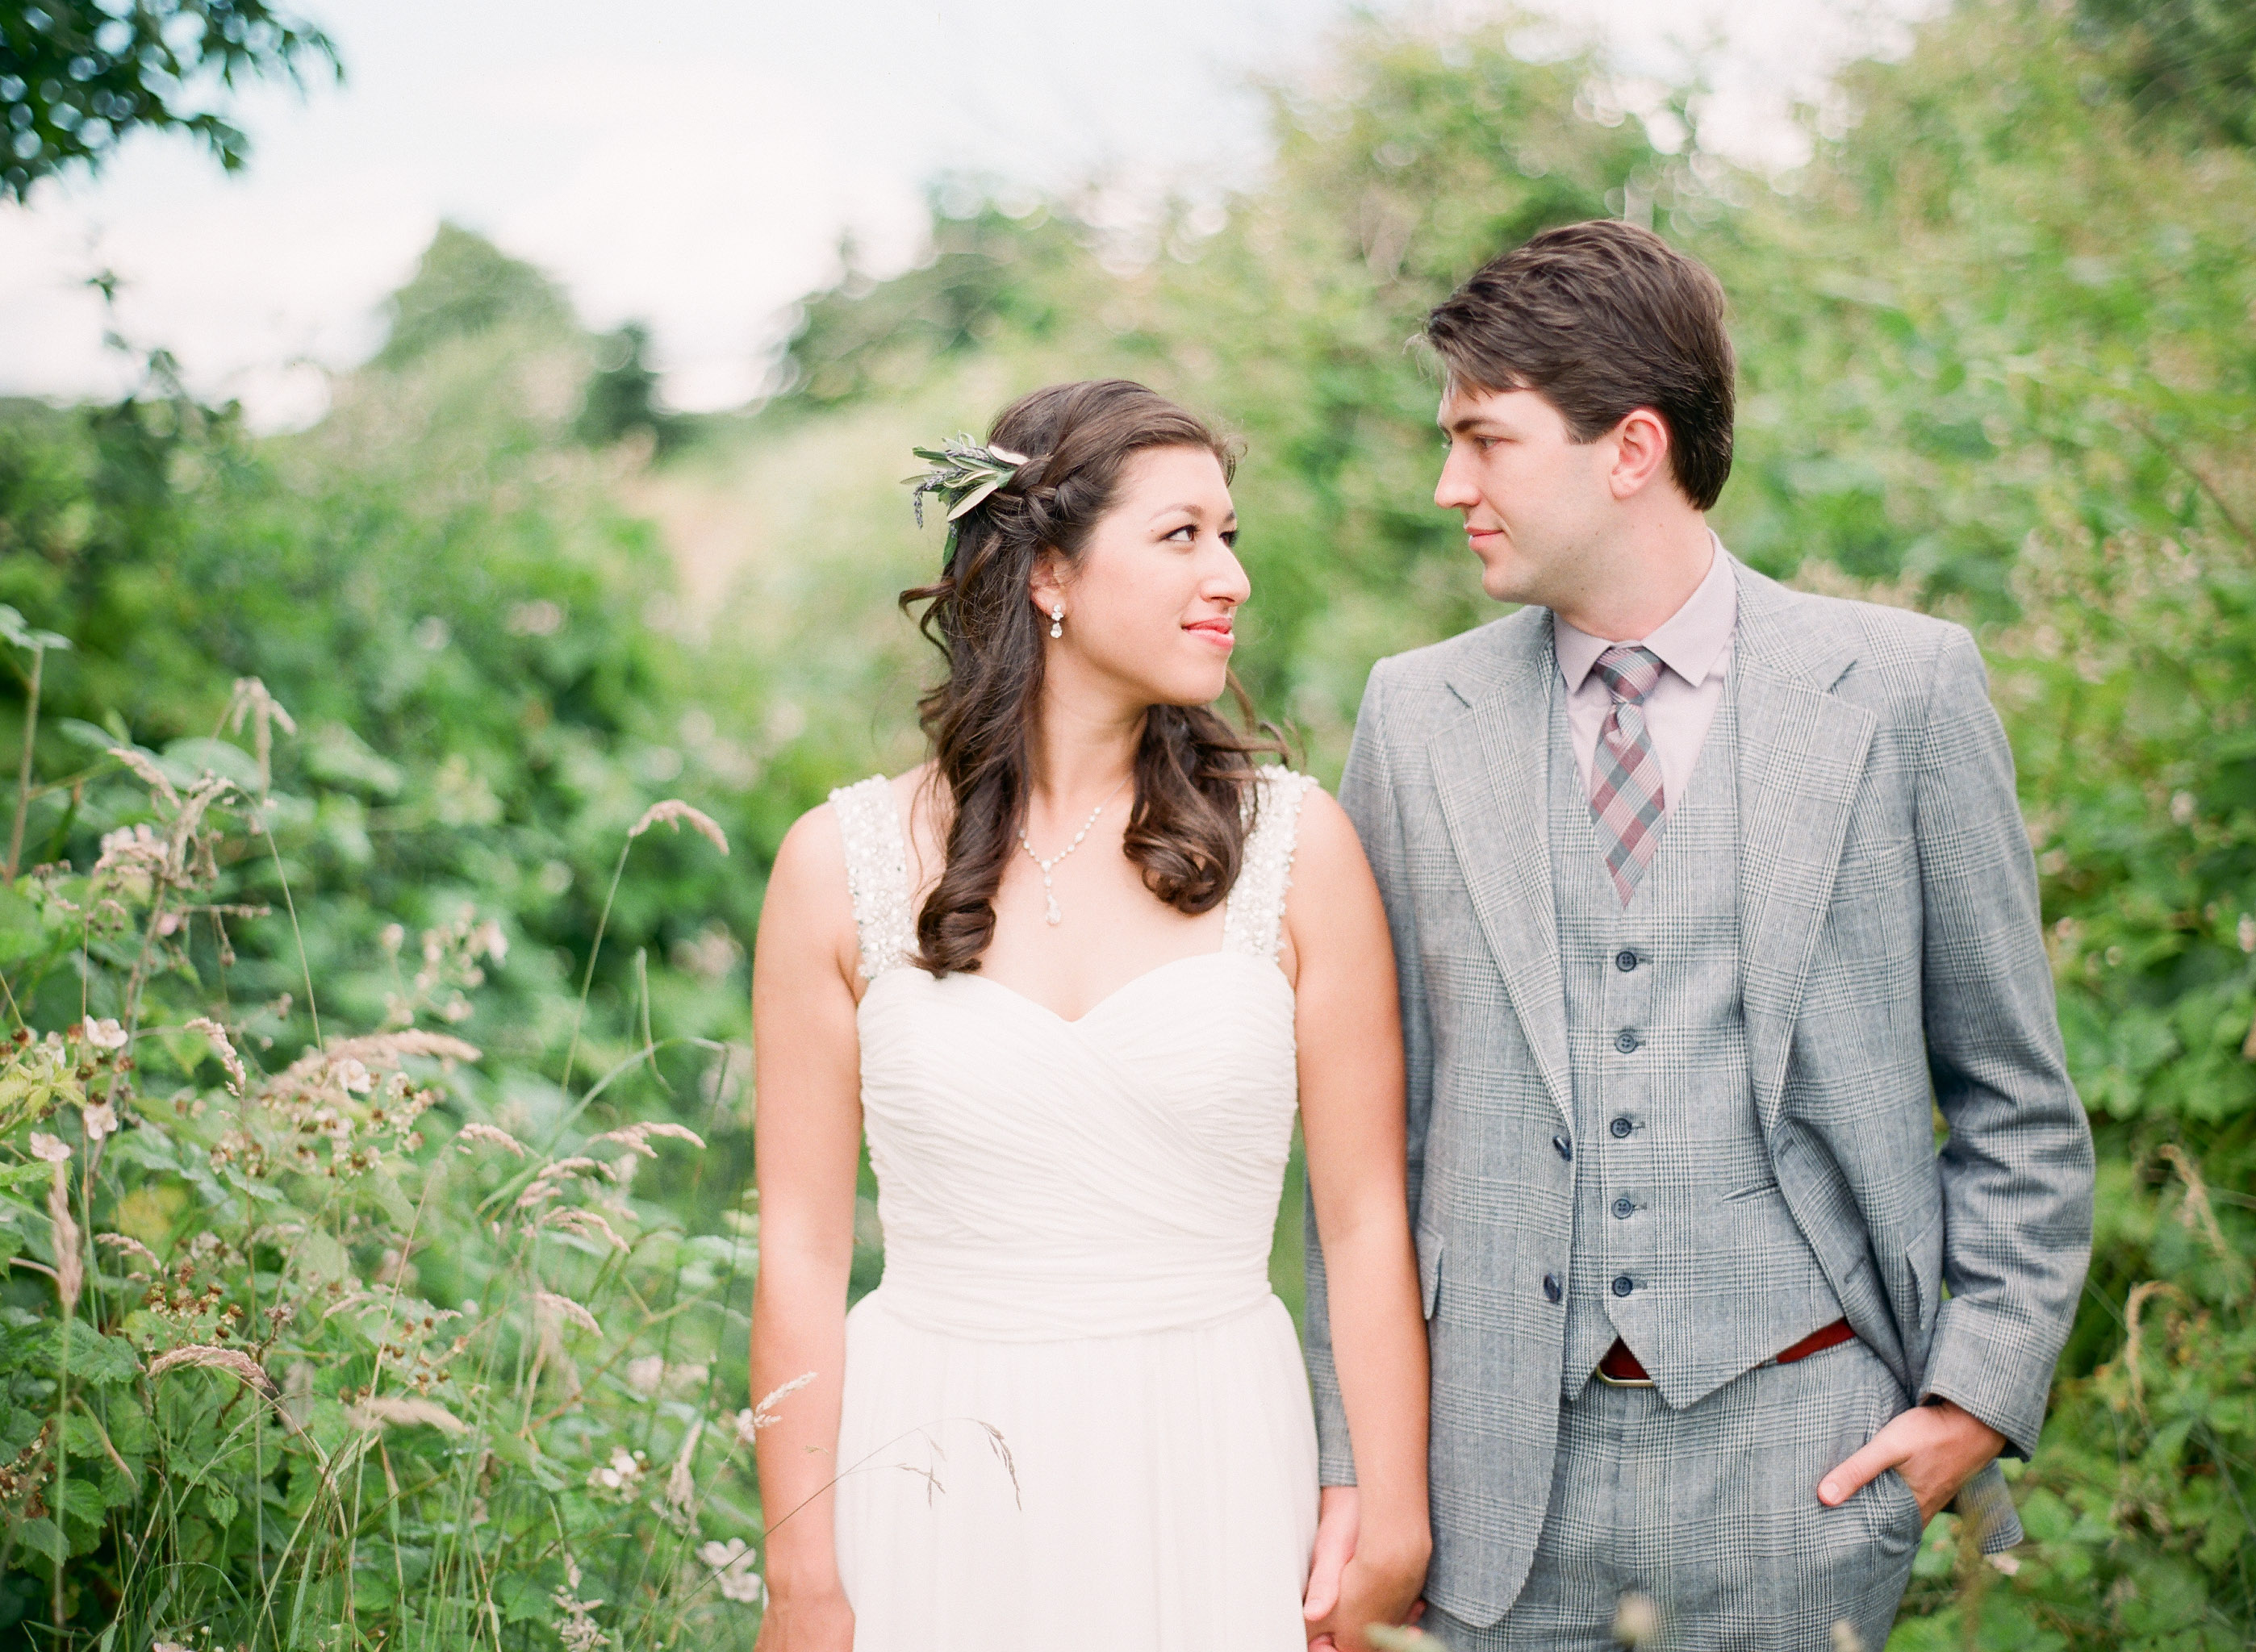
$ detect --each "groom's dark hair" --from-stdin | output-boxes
[1427,219,1735,510]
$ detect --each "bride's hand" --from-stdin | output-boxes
[1305,1487,1429,1652]
[1309,1552,1429,1652]
[753,1579,854,1651]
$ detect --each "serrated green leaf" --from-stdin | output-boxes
[58,1321,143,1385]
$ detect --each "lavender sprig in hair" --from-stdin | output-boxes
[904,435,1030,539]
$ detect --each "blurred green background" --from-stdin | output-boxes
[2,0,2253,1644]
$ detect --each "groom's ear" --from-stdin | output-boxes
[1606,407,1678,503]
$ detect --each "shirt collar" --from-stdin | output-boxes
[1554,533,1738,694]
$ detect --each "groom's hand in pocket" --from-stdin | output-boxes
[1818,1397,2007,1522]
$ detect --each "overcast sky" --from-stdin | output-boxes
[0,0,1934,428]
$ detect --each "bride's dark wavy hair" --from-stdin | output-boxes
[899,378,1285,978]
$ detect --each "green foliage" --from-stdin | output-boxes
[578,323,687,455]
[2075,0,2256,148]
[375,221,579,369]
[0,0,338,203]
[0,751,765,1648]
[711,4,2256,1646]
[0,0,2252,1645]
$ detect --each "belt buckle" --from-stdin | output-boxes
[1593,1366,1656,1389]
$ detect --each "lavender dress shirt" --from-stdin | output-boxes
[1552,536,1740,814]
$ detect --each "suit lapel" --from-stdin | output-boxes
[1429,614,1573,1126]
[1731,564,1879,1131]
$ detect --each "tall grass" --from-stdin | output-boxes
[0,663,788,1650]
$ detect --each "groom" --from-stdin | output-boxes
[1304,221,2094,1650]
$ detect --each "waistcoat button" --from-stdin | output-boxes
[1611,1274,1635,1298]
[1612,1196,1635,1219]
[1610,1116,1633,1139]
[1615,949,1639,972]
[1615,1029,1640,1054]
[1543,1274,1563,1303]
[1552,1134,1573,1161]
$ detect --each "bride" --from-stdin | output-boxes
[748,379,1429,1650]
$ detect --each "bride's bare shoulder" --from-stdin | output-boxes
[1280,781,1383,920]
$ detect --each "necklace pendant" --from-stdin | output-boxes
[1044,895,1063,926]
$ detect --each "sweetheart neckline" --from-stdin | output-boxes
[861,948,1290,1028]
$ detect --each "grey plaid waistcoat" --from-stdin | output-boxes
[1552,678,1844,1404]
[1306,559,2095,1626]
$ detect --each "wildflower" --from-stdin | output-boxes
[627,799,730,854]
[534,1291,601,1336]
[552,1557,609,1652]
[590,1120,706,1158]
[697,1538,764,1605]
[148,1344,275,1396]
[81,1102,119,1142]
[96,1232,163,1270]
[350,1395,466,1434]
[81,1018,128,1051]
[336,1058,374,1095]
[379,922,406,953]
[28,1133,69,1164]
[665,1417,702,1511]
[541,1207,630,1252]
[455,1122,526,1157]
[94,822,167,874]
[470,918,509,963]
[753,1370,817,1427]
[183,1017,248,1095]
[586,1447,645,1492]
[46,1165,81,1316]
[626,1355,666,1399]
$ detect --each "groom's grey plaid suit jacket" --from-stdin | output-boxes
[1306,559,2095,1624]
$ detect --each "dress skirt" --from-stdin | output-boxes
[833,1288,1320,1650]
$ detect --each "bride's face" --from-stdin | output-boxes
[1034,444,1249,708]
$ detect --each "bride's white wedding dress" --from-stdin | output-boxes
[825,769,1321,1650]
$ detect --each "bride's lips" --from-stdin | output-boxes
[1185,619,1235,650]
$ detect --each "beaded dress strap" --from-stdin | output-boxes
[1222,769,1319,964]
[830,775,917,980]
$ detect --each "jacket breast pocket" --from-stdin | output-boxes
[1418,1232,1444,1322]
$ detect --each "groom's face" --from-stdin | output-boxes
[1435,383,1615,607]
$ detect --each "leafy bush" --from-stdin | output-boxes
[0,695,778,1646]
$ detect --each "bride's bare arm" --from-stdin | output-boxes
[749,807,864,1646]
[1289,788,1431,1643]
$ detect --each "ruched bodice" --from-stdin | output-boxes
[825,770,1322,1650]
[859,950,1298,1339]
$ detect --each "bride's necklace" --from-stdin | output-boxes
[1017,777,1129,927]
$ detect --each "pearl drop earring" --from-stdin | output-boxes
[1048,605,1063,640]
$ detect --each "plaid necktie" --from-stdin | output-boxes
[1588,644,1667,903]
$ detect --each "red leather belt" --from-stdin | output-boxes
[1596,1317,1856,1387]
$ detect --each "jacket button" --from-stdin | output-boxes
[1543,1274,1563,1303]
[1610,1116,1633,1139]
[1552,1134,1573,1162]
[1611,1274,1635,1298]
[1615,1030,1640,1054]
[1615,949,1639,972]
[1613,1196,1636,1219]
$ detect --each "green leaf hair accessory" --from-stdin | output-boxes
[904,435,1031,532]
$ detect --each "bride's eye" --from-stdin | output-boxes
[1163,523,1197,543]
